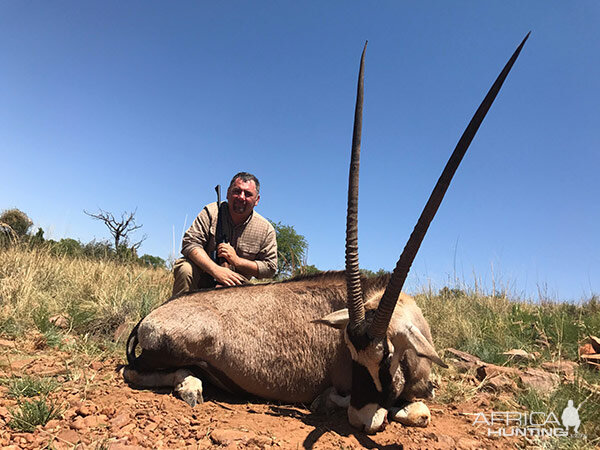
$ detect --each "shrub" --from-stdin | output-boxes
[0,208,33,237]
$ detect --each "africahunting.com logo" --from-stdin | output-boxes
[471,400,586,438]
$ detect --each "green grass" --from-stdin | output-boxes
[8,397,63,432]
[5,376,59,398]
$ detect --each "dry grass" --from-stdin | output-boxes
[0,244,172,339]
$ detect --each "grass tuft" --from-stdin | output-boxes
[5,376,59,398]
[8,397,63,432]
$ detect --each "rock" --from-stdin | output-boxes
[76,404,94,417]
[519,368,560,391]
[483,374,518,393]
[90,361,103,370]
[435,434,456,449]
[455,437,481,450]
[541,360,578,378]
[451,361,478,373]
[0,339,15,348]
[210,429,252,446]
[579,343,595,356]
[56,429,80,445]
[503,349,536,361]
[588,335,600,353]
[43,419,61,430]
[110,413,131,430]
[445,348,482,364]
[49,314,70,329]
[476,364,520,381]
[0,406,9,419]
[72,414,108,430]
[247,434,272,448]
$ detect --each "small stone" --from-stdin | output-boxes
[44,419,61,430]
[83,414,108,428]
[435,434,456,448]
[502,349,536,361]
[56,429,80,445]
[49,314,70,329]
[110,413,131,430]
[455,437,481,450]
[0,339,16,348]
[579,343,595,356]
[445,348,482,364]
[519,368,560,391]
[484,374,518,393]
[76,404,94,416]
[541,360,578,378]
[71,416,86,430]
[476,364,520,381]
[210,429,251,446]
[588,335,600,353]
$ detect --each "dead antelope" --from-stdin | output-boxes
[123,35,529,433]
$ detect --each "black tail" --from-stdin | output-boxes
[126,319,143,367]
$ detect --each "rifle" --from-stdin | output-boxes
[213,185,230,268]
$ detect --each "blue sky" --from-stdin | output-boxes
[1,2,598,301]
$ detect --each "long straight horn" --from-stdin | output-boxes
[346,41,368,329]
[369,33,530,339]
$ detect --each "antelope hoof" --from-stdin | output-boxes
[390,401,431,427]
[174,371,204,407]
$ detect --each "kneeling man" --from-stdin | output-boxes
[172,172,277,295]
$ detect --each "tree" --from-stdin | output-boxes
[0,208,33,237]
[84,208,147,255]
[140,254,166,269]
[269,220,309,277]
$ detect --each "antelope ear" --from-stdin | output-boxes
[313,309,350,329]
[402,323,448,368]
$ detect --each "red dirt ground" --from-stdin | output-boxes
[0,338,522,449]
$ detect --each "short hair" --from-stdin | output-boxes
[229,172,260,194]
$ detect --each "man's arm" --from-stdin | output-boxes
[182,205,246,287]
[217,221,277,279]
[188,246,247,286]
[217,243,260,279]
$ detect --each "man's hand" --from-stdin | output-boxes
[211,265,246,287]
[217,243,240,267]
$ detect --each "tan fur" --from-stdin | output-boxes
[126,271,435,405]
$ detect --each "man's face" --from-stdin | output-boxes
[227,178,260,216]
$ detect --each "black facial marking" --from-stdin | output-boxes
[349,323,396,409]
[350,361,380,409]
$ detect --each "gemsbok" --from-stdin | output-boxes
[123,34,529,433]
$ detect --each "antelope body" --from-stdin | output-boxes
[125,273,435,408]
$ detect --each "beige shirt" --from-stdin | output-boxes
[181,202,277,279]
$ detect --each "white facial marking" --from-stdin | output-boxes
[348,403,388,434]
[344,330,395,393]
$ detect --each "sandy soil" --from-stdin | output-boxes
[0,339,521,449]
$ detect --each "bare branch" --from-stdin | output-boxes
[84,208,144,252]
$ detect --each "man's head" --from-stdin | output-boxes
[227,172,260,222]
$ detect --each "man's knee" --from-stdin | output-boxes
[173,258,195,296]
[172,257,215,296]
